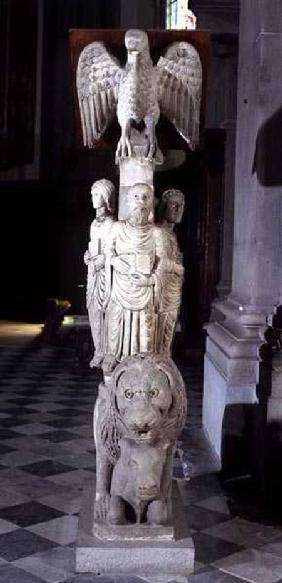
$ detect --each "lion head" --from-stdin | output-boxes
[101,355,187,459]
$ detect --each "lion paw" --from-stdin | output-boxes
[102,354,118,374]
[94,493,110,522]
[147,499,168,525]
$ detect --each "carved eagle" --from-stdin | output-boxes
[76,29,202,157]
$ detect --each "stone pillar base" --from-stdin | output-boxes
[76,476,194,583]
[203,354,257,469]
[203,297,266,475]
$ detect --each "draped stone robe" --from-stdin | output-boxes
[105,221,163,361]
[156,226,184,355]
[86,216,115,360]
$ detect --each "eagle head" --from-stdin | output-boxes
[125,29,149,57]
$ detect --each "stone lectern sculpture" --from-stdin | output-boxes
[75,29,203,581]
[76,29,202,154]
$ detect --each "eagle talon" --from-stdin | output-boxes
[116,134,132,159]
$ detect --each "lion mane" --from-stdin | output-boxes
[99,353,187,465]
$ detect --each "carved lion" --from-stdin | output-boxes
[100,353,187,464]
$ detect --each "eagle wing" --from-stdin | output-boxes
[76,42,123,147]
[156,42,202,149]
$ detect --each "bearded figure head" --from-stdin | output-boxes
[128,183,154,226]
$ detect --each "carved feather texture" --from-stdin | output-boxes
[76,42,123,147]
[157,42,202,149]
[117,57,159,128]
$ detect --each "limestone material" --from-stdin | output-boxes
[94,354,187,526]
[118,156,154,220]
[100,183,186,369]
[76,29,202,156]
[203,353,257,459]
[76,476,195,580]
[84,179,117,369]
[93,521,174,542]
[108,438,172,527]
[156,189,185,355]
[77,28,193,567]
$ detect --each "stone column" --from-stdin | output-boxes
[216,119,236,298]
[203,0,282,470]
[195,3,239,301]
[205,37,238,299]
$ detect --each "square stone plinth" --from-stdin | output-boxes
[75,476,194,582]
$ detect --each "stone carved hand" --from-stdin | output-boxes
[175,263,184,277]
[84,251,105,273]
[93,254,105,272]
[158,257,184,277]
[94,492,111,522]
[84,250,91,266]
[130,273,154,287]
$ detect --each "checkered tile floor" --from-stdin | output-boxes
[0,324,282,583]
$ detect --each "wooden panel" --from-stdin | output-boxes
[69,29,210,151]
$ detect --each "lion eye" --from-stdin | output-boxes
[125,389,134,399]
[149,388,159,398]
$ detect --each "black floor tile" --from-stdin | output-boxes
[56,399,89,406]
[0,501,64,527]
[7,399,42,405]
[0,418,31,428]
[45,418,87,429]
[0,429,22,440]
[0,407,36,416]
[39,430,81,442]
[184,506,231,531]
[0,444,16,455]
[19,460,77,477]
[188,566,244,582]
[0,528,57,561]
[51,408,87,417]
[193,532,245,564]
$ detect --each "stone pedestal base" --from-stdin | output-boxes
[203,353,258,478]
[75,476,194,582]
[203,297,265,474]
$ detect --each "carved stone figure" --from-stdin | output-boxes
[75,29,200,565]
[108,438,170,525]
[94,354,187,526]
[102,182,164,373]
[156,189,185,354]
[84,179,116,368]
[77,30,202,157]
